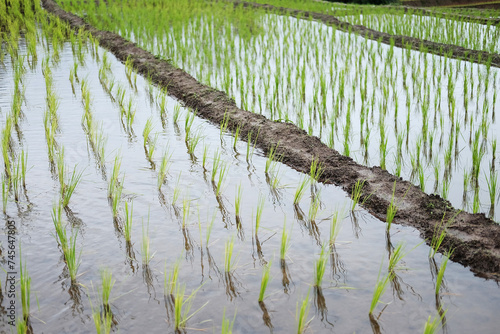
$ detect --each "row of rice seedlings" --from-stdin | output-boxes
[56,148,83,208]
[69,0,500,220]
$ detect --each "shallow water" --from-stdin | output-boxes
[0,32,499,333]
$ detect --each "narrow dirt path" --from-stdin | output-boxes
[234,1,500,68]
[42,0,500,280]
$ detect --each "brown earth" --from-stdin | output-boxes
[41,0,500,280]
[235,1,500,69]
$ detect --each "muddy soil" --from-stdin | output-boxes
[42,0,500,279]
[235,1,500,68]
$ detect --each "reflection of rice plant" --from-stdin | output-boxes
[258,261,272,302]
[2,175,7,214]
[308,190,321,221]
[164,258,180,295]
[142,217,154,265]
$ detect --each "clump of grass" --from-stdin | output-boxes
[141,215,154,265]
[224,236,236,273]
[124,201,133,242]
[386,181,398,230]
[62,166,83,207]
[255,195,265,236]
[435,252,450,295]
[329,209,343,246]
[388,242,408,271]
[258,261,272,302]
[309,157,323,183]
[221,308,237,334]
[173,283,207,332]
[235,183,242,218]
[164,258,181,296]
[20,252,31,320]
[351,179,370,211]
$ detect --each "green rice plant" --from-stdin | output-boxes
[485,168,498,207]
[386,181,398,231]
[211,149,222,182]
[309,157,323,183]
[246,130,259,162]
[388,242,408,271]
[308,190,321,222]
[172,173,182,206]
[255,194,265,236]
[220,109,230,138]
[182,197,190,229]
[141,216,154,265]
[296,290,312,334]
[369,269,392,315]
[429,211,458,258]
[235,183,242,218]
[224,236,236,273]
[435,253,450,295]
[215,163,228,197]
[280,219,291,260]
[62,166,83,207]
[164,258,181,296]
[111,177,124,219]
[142,117,154,147]
[124,201,133,242]
[91,306,113,334]
[108,155,122,197]
[52,203,68,253]
[221,308,236,334]
[186,129,203,156]
[329,209,343,246]
[205,210,216,247]
[173,104,181,124]
[157,149,172,188]
[313,243,328,287]
[293,176,309,205]
[66,228,82,282]
[202,144,209,171]
[423,311,447,334]
[16,317,28,334]
[265,143,280,175]
[99,267,115,309]
[233,124,241,150]
[173,283,207,332]
[258,261,272,302]
[351,179,370,211]
[20,252,31,320]
[146,133,159,163]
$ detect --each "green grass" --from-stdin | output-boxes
[165,258,181,296]
[435,253,450,295]
[255,194,265,236]
[296,290,312,334]
[329,209,343,246]
[20,251,31,320]
[62,166,83,207]
[386,181,398,230]
[280,219,291,260]
[369,268,392,315]
[221,308,237,334]
[124,201,133,242]
[224,236,236,273]
[235,183,242,218]
[141,215,154,265]
[173,283,207,331]
[351,179,369,211]
[100,267,115,308]
[293,176,309,205]
[313,244,328,287]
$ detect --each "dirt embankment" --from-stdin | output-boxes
[41,0,500,280]
[235,1,500,69]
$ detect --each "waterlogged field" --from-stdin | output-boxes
[58,0,500,221]
[1,1,500,334]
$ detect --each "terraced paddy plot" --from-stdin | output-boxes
[58,0,500,221]
[1,1,499,333]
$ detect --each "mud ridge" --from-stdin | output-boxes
[41,0,500,279]
[234,1,500,68]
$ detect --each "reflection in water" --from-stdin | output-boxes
[64,206,84,229]
[280,259,292,294]
[314,286,334,328]
[67,282,84,315]
[125,241,138,274]
[142,264,156,298]
[293,204,321,245]
[349,212,362,239]
[369,313,382,334]
[329,245,346,284]
[258,300,273,331]
[223,272,239,301]
[253,235,267,266]
[235,216,245,241]
[206,247,222,281]
[181,227,194,260]
[212,183,231,228]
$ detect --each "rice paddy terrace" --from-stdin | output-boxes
[1,0,499,333]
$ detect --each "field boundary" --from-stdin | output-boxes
[42,0,500,280]
[234,1,500,68]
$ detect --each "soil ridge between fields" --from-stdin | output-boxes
[43,0,500,280]
[235,1,500,68]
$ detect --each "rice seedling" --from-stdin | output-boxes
[182,197,190,229]
[224,236,236,273]
[173,104,181,124]
[215,163,228,197]
[186,129,203,156]
[233,124,241,150]
[308,190,321,222]
[429,211,458,258]
[173,283,207,332]
[313,243,328,287]
[388,242,409,272]
[91,306,113,334]
[369,269,392,315]
[351,179,369,211]
[293,176,309,205]
[164,258,181,296]
[157,149,172,188]
[66,228,82,282]
[141,216,154,265]
[258,261,272,302]
[99,267,115,309]
[423,314,443,334]
[280,219,291,261]
[205,210,216,247]
[486,168,498,207]
[142,117,154,147]
[265,143,280,175]
[20,252,31,320]
[234,183,242,218]
[435,252,450,295]
[124,201,133,242]
[221,308,236,334]
[296,290,312,334]
[62,166,83,208]
[329,209,343,246]
[255,194,265,236]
